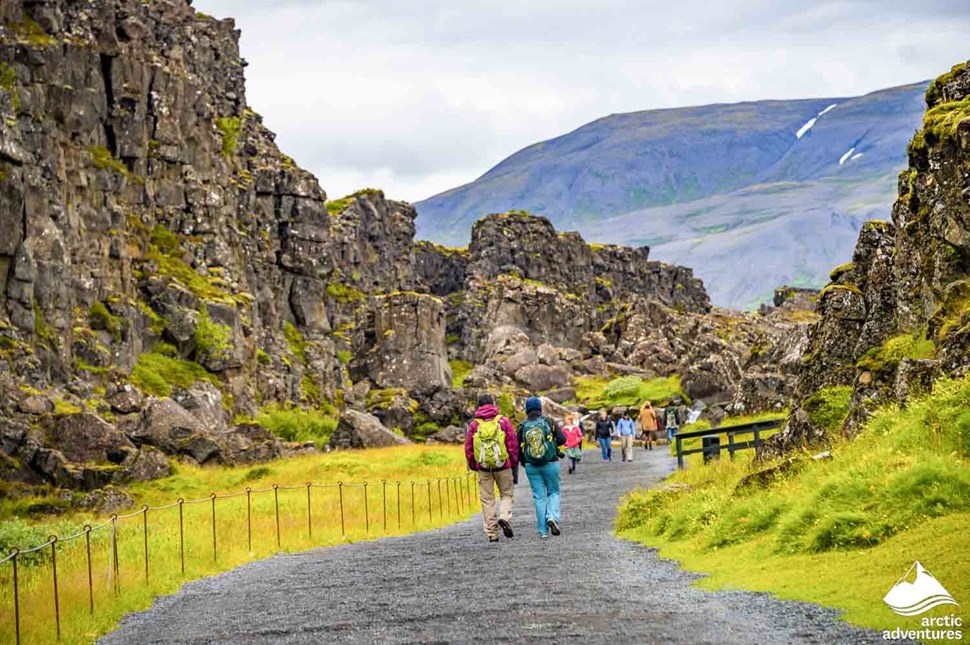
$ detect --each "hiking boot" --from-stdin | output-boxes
[488,536,499,543]
[498,519,514,539]
[547,519,561,536]
[539,533,550,539]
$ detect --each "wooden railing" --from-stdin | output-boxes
[674,418,784,469]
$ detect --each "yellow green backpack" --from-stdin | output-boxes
[473,417,509,469]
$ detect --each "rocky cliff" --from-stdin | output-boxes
[0,1,810,505]
[765,61,970,454]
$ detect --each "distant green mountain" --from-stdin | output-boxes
[415,82,928,307]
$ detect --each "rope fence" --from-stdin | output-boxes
[0,471,478,645]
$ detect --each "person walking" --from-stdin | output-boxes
[594,409,615,462]
[664,401,680,443]
[518,397,566,539]
[465,394,519,543]
[617,410,636,462]
[562,412,584,474]
[638,401,659,451]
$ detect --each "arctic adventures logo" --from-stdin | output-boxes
[882,561,962,641]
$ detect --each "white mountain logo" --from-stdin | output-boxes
[883,561,959,616]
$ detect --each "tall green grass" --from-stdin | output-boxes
[617,375,970,638]
[0,446,475,645]
[574,375,683,408]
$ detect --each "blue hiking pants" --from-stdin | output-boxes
[524,461,561,536]
[597,437,612,460]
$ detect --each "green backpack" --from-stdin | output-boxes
[521,417,557,465]
[473,417,509,469]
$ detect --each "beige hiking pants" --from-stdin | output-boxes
[478,469,514,539]
[620,435,634,461]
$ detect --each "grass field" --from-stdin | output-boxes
[0,445,475,645]
[617,376,970,643]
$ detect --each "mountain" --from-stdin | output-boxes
[415,82,929,307]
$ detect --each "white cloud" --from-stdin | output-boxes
[194,0,970,202]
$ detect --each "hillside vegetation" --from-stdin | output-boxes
[616,376,970,639]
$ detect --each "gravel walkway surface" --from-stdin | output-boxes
[100,448,886,644]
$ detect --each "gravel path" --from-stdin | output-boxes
[101,448,886,644]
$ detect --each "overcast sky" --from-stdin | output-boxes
[194,0,970,203]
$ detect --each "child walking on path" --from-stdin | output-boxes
[562,412,584,474]
[518,397,566,538]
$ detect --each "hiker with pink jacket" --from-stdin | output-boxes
[465,394,520,543]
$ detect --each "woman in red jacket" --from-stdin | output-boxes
[562,412,584,474]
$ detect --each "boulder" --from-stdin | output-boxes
[121,448,172,481]
[514,364,570,391]
[501,348,538,376]
[107,384,145,414]
[74,486,135,515]
[427,425,464,444]
[17,394,53,415]
[328,410,411,450]
[537,397,574,422]
[544,386,577,404]
[172,382,228,435]
[127,398,221,464]
[47,413,135,464]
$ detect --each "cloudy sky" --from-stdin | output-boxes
[194,0,969,203]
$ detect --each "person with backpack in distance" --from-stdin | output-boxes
[465,394,519,543]
[562,412,584,474]
[638,400,659,451]
[518,397,566,538]
[594,409,615,462]
[617,409,636,462]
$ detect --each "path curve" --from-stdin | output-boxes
[101,449,884,644]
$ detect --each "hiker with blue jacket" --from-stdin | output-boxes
[517,397,566,539]
[465,394,519,543]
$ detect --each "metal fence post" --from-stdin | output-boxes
[381,480,387,533]
[12,549,19,645]
[142,505,150,582]
[426,480,432,523]
[246,488,252,552]
[437,479,443,518]
[338,482,346,537]
[210,493,218,562]
[363,482,370,534]
[50,535,60,640]
[177,499,185,575]
[110,514,120,595]
[84,526,93,615]
[396,481,401,530]
[306,482,313,540]
[445,477,452,516]
[273,485,281,548]
[410,481,415,525]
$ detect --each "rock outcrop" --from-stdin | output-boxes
[764,61,970,455]
[0,0,808,503]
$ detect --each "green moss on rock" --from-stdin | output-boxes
[214,117,241,157]
[802,386,852,433]
[856,333,936,374]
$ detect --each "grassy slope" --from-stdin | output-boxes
[0,446,474,645]
[617,376,970,643]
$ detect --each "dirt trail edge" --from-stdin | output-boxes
[100,449,884,645]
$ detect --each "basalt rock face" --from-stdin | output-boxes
[0,1,424,490]
[764,61,970,456]
[0,0,802,501]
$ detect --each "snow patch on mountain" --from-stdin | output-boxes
[796,103,838,139]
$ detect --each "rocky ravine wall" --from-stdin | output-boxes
[765,61,970,454]
[0,1,734,495]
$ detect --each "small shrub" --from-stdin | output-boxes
[131,349,219,397]
[283,321,306,362]
[802,385,852,432]
[214,116,241,157]
[88,301,123,338]
[256,405,338,446]
[89,145,128,175]
[449,359,472,387]
[194,304,232,363]
[53,399,82,416]
[336,350,353,365]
